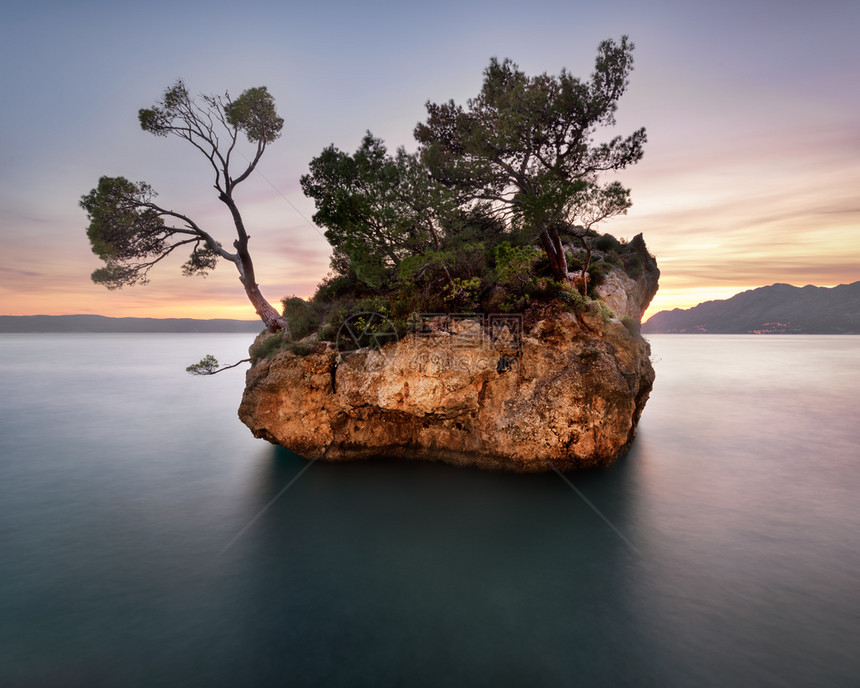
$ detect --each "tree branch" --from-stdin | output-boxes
[142,203,238,262]
[186,354,252,375]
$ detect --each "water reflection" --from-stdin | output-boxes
[4,334,858,686]
[216,336,860,685]
[215,446,662,685]
[625,336,860,685]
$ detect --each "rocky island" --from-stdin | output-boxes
[80,38,657,471]
[236,40,656,472]
[239,235,658,472]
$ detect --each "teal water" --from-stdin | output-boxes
[0,334,858,687]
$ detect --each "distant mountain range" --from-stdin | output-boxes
[643,282,860,334]
[0,315,264,333]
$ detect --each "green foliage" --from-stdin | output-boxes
[491,241,545,311]
[81,175,220,289]
[181,244,219,277]
[250,331,317,361]
[186,355,220,375]
[311,271,368,303]
[443,276,482,309]
[87,79,288,332]
[281,296,320,340]
[286,341,314,356]
[495,242,538,292]
[301,132,456,288]
[224,86,284,144]
[333,308,401,351]
[295,42,647,330]
[588,299,615,323]
[366,238,493,316]
[566,181,633,231]
[414,37,646,280]
[595,233,622,252]
[139,80,283,145]
[496,296,523,313]
[82,177,163,261]
[585,260,613,293]
[81,176,188,289]
[317,323,338,342]
[522,278,561,301]
[566,252,585,272]
[250,332,290,362]
[557,286,590,312]
[442,205,510,250]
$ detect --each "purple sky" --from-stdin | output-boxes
[1,0,858,318]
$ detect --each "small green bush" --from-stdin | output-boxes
[498,294,527,312]
[317,323,337,342]
[566,252,585,271]
[251,332,318,361]
[594,233,621,252]
[588,299,614,323]
[524,278,565,302]
[603,249,622,267]
[286,341,314,356]
[586,260,613,293]
[250,332,289,362]
[558,287,589,313]
[186,354,220,375]
[443,276,482,309]
[495,241,538,292]
[281,296,321,340]
[312,271,370,304]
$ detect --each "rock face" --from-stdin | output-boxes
[239,235,659,472]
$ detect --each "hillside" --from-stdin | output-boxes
[642,282,860,334]
[0,315,263,333]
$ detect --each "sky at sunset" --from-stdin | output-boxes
[1,0,858,321]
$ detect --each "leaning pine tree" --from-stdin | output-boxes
[81,81,288,333]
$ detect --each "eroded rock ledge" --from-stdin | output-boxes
[239,236,658,472]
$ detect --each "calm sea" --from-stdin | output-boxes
[0,334,858,687]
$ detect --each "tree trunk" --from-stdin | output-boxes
[244,277,288,333]
[539,226,569,283]
[576,234,592,297]
[233,250,287,333]
[220,191,288,334]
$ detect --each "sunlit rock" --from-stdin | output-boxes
[239,236,659,472]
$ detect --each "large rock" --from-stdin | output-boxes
[239,236,659,472]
